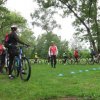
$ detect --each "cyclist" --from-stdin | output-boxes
[48,41,58,68]
[74,48,79,62]
[62,52,67,64]
[0,41,6,73]
[4,25,29,79]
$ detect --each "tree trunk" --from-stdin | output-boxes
[94,0,100,53]
[65,2,97,52]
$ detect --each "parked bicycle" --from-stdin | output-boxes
[11,45,31,81]
[87,54,100,65]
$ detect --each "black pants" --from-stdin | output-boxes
[0,52,5,72]
[62,56,67,64]
[8,46,18,75]
[50,55,57,68]
[74,56,78,63]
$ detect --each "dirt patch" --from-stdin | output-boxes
[50,97,82,100]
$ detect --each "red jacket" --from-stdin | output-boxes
[74,50,78,57]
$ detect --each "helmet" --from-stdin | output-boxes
[11,25,17,31]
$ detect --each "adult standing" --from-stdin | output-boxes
[48,41,58,68]
[4,25,29,79]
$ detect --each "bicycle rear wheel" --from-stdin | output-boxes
[20,57,31,81]
[12,57,19,77]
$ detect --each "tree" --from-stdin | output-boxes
[31,0,100,53]
[31,0,61,32]
[0,11,27,41]
[0,0,9,38]
[19,28,36,58]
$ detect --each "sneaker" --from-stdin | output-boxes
[21,70,26,74]
[9,75,14,79]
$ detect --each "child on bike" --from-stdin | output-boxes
[0,42,6,73]
[62,52,67,64]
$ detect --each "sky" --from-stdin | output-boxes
[5,0,75,41]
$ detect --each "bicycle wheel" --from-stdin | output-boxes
[79,58,87,65]
[87,58,94,65]
[20,57,31,81]
[66,58,74,64]
[12,57,19,77]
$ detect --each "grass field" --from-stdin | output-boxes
[0,63,100,100]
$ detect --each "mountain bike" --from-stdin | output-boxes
[62,57,74,65]
[11,45,31,81]
[72,56,87,65]
[87,54,100,65]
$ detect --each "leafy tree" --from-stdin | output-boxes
[31,0,100,53]
[19,28,36,58]
[0,11,27,41]
[31,0,61,32]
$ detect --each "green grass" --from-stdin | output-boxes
[0,63,100,100]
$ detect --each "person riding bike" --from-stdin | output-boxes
[4,25,29,79]
[0,41,6,73]
[89,46,96,61]
[74,48,79,62]
[62,52,67,64]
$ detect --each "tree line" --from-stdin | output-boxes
[31,0,100,54]
[0,0,93,59]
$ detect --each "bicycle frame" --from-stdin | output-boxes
[12,45,31,81]
[14,46,23,71]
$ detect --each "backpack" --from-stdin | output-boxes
[4,33,11,47]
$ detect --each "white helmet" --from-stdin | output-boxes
[11,25,17,31]
[11,25,17,28]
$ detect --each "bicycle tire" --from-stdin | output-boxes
[66,58,74,65]
[79,58,87,65]
[20,57,31,81]
[12,57,19,77]
[87,58,94,65]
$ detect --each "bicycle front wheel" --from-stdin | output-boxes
[20,57,31,81]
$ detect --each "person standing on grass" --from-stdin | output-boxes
[48,41,58,68]
[4,25,29,79]
[74,48,79,63]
